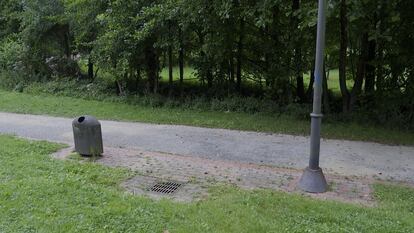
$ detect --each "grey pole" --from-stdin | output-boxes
[297,0,328,193]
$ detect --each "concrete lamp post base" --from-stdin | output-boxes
[298,167,328,193]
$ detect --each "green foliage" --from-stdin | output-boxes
[24,78,114,100]
[0,0,413,130]
[21,77,280,113]
[0,37,29,89]
[0,0,22,40]
[0,135,413,232]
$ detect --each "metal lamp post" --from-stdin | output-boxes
[298,0,328,193]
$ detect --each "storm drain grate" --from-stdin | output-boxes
[150,181,182,194]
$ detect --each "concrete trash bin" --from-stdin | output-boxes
[72,115,103,156]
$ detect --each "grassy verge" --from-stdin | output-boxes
[0,135,413,232]
[0,90,413,145]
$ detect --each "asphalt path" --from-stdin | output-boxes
[0,112,413,183]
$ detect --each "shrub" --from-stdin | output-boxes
[0,38,27,89]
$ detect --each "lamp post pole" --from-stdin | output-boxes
[298,0,328,193]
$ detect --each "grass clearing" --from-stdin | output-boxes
[160,66,198,82]
[0,90,413,145]
[303,69,355,93]
[0,135,413,232]
[159,67,352,94]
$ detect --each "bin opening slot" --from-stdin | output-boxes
[78,116,85,123]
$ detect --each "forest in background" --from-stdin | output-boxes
[0,0,413,130]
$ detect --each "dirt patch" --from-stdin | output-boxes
[51,146,75,160]
[52,146,380,205]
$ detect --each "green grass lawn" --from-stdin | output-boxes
[0,90,413,145]
[160,66,197,82]
[159,66,352,94]
[0,135,413,232]
[303,69,355,94]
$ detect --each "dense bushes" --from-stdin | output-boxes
[21,78,282,113]
[0,0,413,131]
[0,38,26,89]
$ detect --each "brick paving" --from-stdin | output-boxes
[53,146,375,205]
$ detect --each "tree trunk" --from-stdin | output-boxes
[136,68,141,92]
[292,0,305,102]
[364,40,376,95]
[168,44,173,94]
[350,33,369,111]
[93,68,99,80]
[229,57,235,84]
[339,0,350,112]
[306,69,315,101]
[178,27,184,90]
[376,1,385,92]
[323,64,330,113]
[116,80,124,96]
[264,53,271,87]
[236,19,245,92]
[295,60,305,102]
[263,25,270,87]
[63,29,71,58]
[88,58,94,80]
[145,43,159,94]
[207,69,213,88]
[197,32,212,88]
[168,21,174,95]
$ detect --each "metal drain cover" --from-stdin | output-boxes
[150,181,182,195]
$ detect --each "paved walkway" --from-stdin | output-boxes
[0,112,413,183]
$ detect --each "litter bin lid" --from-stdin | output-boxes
[72,115,101,127]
